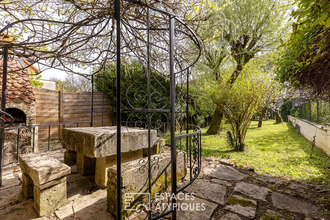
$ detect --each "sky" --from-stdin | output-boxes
[38,62,91,81]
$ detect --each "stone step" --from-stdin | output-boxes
[107,151,187,217]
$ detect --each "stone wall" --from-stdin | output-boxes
[3,101,38,165]
[288,116,330,155]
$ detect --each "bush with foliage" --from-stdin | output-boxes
[210,58,280,151]
[94,61,171,124]
[280,99,292,122]
[188,81,216,127]
[276,0,330,96]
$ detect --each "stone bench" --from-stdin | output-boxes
[19,153,71,216]
[107,151,186,217]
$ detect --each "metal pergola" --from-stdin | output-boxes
[0,1,202,219]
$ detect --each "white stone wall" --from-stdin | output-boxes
[288,116,330,156]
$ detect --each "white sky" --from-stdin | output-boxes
[40,68,68,80]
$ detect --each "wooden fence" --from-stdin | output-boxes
[33,87,113,143]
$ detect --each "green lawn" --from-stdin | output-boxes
[200,120,330,185]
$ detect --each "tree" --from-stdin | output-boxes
[277,0,330,97]
[209,58,279,151]
[50,75,92,92]
[0,1,200,77]
[189,0,290,134]
[257,107,268,127]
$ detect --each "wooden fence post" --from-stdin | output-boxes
[59,85,63,139]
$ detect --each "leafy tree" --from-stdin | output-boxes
[209,58,280,151]
[277,0,330,97]
[189,0,290,134]
[49,75,91,92]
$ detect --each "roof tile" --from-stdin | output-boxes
[0,58,36,104]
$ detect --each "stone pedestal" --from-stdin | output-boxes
[19,153,71,216]
[33,177,67,216]
[76,153,96,176]
[107,151,186,217]
[64,150,77,166]
[95,149,143,188]
[22,172,34,198]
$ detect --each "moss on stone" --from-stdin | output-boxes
[228,196,256,208]
[261,214,282,220]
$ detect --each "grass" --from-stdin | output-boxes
[198,120,330,185]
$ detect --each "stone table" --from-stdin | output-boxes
[61,126,158,187]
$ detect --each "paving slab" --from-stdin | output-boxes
[0,199,42,220]
[55,189,112,220]
[254,174,286,186]
[261,210,285,220]
[0,183,24,209]
[219,212,242,220]
[204,165,247,181]
[234,182,270,201]
[220,159,235,166]
[209,178,232,187]
[271,192,319,216]
[66,174,93,201]
[184,178,226,205]
[177,196,218,220]
[225,195,257,218]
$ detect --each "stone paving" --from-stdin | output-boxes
[0,150,329,220]
[178,157,329,220]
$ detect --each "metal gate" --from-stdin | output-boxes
[0,1,202,219]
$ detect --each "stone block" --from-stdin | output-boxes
[19,153,71,186]
[22,172,34,198]
[225,195,257,218]
[204,164,247,181]
[33,177,67,216]
[271,192,319,215]
[76,153,96,176]
[233,182,270,201]
[64,150,77,166]
[107,151,186,217]
[142,144,159,157]
[95,149,143,188]
[184,179,226,205]
[61,126,158,158]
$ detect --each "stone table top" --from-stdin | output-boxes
[19,153,71,186]
[61,126,158,158]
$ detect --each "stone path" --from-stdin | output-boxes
[178,157,329,220]
[0,150,329,220]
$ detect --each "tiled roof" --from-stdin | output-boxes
[0,57,36,104]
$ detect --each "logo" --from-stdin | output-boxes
[124,192,205,212]
[124,193,151,211]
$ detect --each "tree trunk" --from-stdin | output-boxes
[275,111,282,124]
[258,107,267,127]
[206,106,223,135]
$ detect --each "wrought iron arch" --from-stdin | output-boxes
[0,0,202,219]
